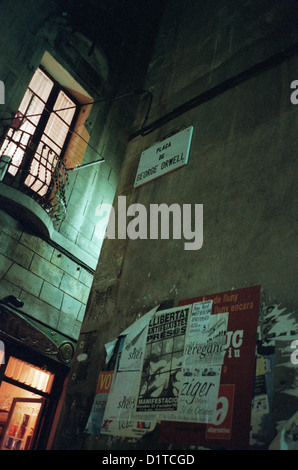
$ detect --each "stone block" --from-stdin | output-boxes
[18,290,59,330]
[0,231,34,268]
[51,249,81,279]
[0,253,13,279]
[68,186,89,209]
[0,278,21,299]
[0,210,23,240]
[108,168,119,187]
[59,272,90,304]
[39,281,63,310]
[76,232,101,260]
[78,268,93,288]
[58,220,78,244]
[77,303,86,323]
[20,232,54,261]
[56,312,82,340]
[29,254,63,287]
[76,216,95,240]
[64,202,86,228]
[5,263,43,297]
[61,293,82,316]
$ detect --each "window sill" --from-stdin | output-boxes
[0,183,97,271]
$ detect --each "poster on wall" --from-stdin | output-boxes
[176,303,228,424]
[100,328,157,438]
[85,371,114,435]
[177,365,222,424]
[100,369,157,438]
[136,305,191,420]
[183,308,228,368]
[159,285,261,449]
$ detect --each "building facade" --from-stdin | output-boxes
[0,0,297,451]
[0,0,162,450]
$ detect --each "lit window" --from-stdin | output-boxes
[0,68,77,197]
[4,357,54,394]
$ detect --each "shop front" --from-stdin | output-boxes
[0,296,76,450]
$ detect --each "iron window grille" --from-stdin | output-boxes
[0,67,79,223]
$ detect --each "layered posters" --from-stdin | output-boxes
[96,285,260,448]
[100,308,159,438]
[100,305,192,437]
[159,285,261,449]
[85,370,113,435]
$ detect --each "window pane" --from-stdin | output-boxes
[54,91,76,124]
[42,114,70,151]
[28,68,54,103]
[4,357,54,394]
[24,90,76,195]
[0,68,54,175]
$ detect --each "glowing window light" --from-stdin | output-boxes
[4,357,54,394]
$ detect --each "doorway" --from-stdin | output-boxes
[0,341,68,450]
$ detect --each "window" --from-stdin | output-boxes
[0,68,77,198]
[4,357,54,393]
[0,356,55,450]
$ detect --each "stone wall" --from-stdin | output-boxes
[53,0,298,450]
[0,210,92,339]
[0,0,146,339]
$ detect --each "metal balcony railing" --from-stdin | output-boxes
[0,127,69,225]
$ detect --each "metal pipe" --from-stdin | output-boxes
[130,43,298,139]
[67,158,105,172]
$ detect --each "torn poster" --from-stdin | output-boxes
[271,339,298,438]
[85,370,114,435]
[188,300,213,336]
[159,285,261,449]
[260,304,298,347]
[269,410,298,450]
[100,369,156,438]
[136,305,191,419]
[176,302,225,423]
[177,365,222,423]
[183,311,228,367]
[104,306,159,365]
[118,327,147,372]
[250,354,271,447]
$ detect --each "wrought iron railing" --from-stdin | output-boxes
[0,127,69,225]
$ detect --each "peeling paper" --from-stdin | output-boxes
[101,369,157,438]
[105,339,118,365]
[261,304,297,347]
[104,306,159,365]
[122,305,160,346]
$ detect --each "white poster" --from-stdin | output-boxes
[100,369,156,438]
[136,305,191,418]
[183,312,229,367]
[188,300,213,336]
[118,327,147,372]
[177,365,222,423]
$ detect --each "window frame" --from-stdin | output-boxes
[0,67,80,201]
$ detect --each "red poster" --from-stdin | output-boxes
[205,384,235,440]
[159,285,260,449]
[96,370,113,394]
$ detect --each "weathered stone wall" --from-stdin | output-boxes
[0,210,92,338]
[0,0,144,338]
[53,0,298,450]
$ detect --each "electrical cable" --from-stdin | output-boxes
[0,88,153,161]
[0,89,153,124]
